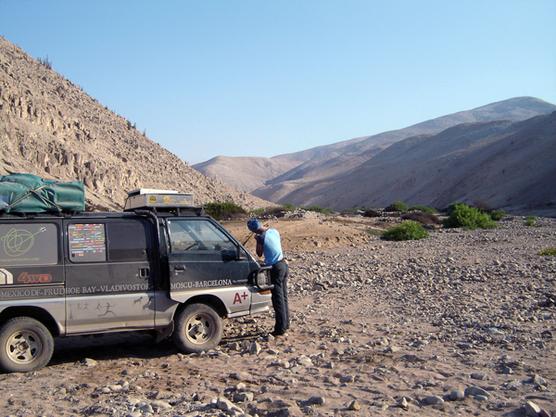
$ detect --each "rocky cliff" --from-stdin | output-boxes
[0,36,267,210]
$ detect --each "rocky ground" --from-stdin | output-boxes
[0,216,555,417]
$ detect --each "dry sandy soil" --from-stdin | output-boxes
[0,215,554,417]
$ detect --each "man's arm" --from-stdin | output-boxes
[255,234,264,257]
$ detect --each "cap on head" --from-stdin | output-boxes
[247,218,262,232]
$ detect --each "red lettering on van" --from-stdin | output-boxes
[16,272,53,284]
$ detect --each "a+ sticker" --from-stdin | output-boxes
[233,291,249,304]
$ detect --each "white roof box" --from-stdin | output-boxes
[124,189,195,211]
[127,188,179,197]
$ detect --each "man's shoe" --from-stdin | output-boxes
[271,330,287,337]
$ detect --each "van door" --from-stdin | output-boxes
[166,218,251,313]
[64,218,156,334]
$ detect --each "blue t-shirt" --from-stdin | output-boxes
[262,228,283,266]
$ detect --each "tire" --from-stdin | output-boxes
[172,303,223,353]
[0,317,54,373]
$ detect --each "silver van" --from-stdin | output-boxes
[0,192,272,372]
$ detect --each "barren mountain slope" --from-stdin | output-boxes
[193,155,303,192]
[0,37,268,210]
[277,112,556,214]
[193,134,377,192]
[252,97,556,201]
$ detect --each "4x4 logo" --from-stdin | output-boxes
[16,272,53,284]
[0,269,13,285]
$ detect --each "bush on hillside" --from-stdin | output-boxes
[204,201,246,220]
[443,203,496,230]
[539,247,556,257]
[401,211,441,225]
[489,209,506,221]
[525,216,538,227]
[303,205,333,214]
[250,204,298,218]
[382,220,429,241]
[385,201,409,213]
[249,207,266,217]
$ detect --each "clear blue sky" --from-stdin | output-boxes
[1,0,555,163]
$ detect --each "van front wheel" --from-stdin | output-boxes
[173,303,223,353]
[0,317,54,373]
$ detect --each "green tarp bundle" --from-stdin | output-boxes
[0,174,85,213]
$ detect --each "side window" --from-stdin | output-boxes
[68,223,107,262]
[167,220,236,252]
[0,223,58,266]
[106,221,149,262]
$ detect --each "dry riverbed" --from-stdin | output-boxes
[0,216,554,417]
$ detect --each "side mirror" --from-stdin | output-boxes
[255,266,273,289]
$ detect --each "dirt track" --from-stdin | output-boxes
[0,215,554,417]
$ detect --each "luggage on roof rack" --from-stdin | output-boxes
[0,173,85,214]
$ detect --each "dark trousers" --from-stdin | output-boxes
[270,260,289,334]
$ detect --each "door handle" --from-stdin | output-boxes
[174,265,187,271]
[139,267,150,278]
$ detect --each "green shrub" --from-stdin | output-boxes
[489,209,506,221]
[525,216,538,227]
[539,247,556,256]
[249,207,266,217]
[303,205,333,214]
[443,203,496,230]
[409,205,436,214]
[204,201,246,220]
[385,201,409,212]
[282,203,296,212]
[382,221,429,241]
[249,204,297,218]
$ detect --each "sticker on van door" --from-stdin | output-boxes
[16,272,53,284]
[0,224,58,266]
[0,269,13,285]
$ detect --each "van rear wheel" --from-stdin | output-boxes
[173,303,223,353]
[0,317,54,373]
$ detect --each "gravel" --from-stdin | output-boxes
[0,216,554,417]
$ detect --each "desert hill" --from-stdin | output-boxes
[193,155,303,192]
[273,112,556,214]
[193,97,556,202]
[251,97,556,203]
[0,36,267,210]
